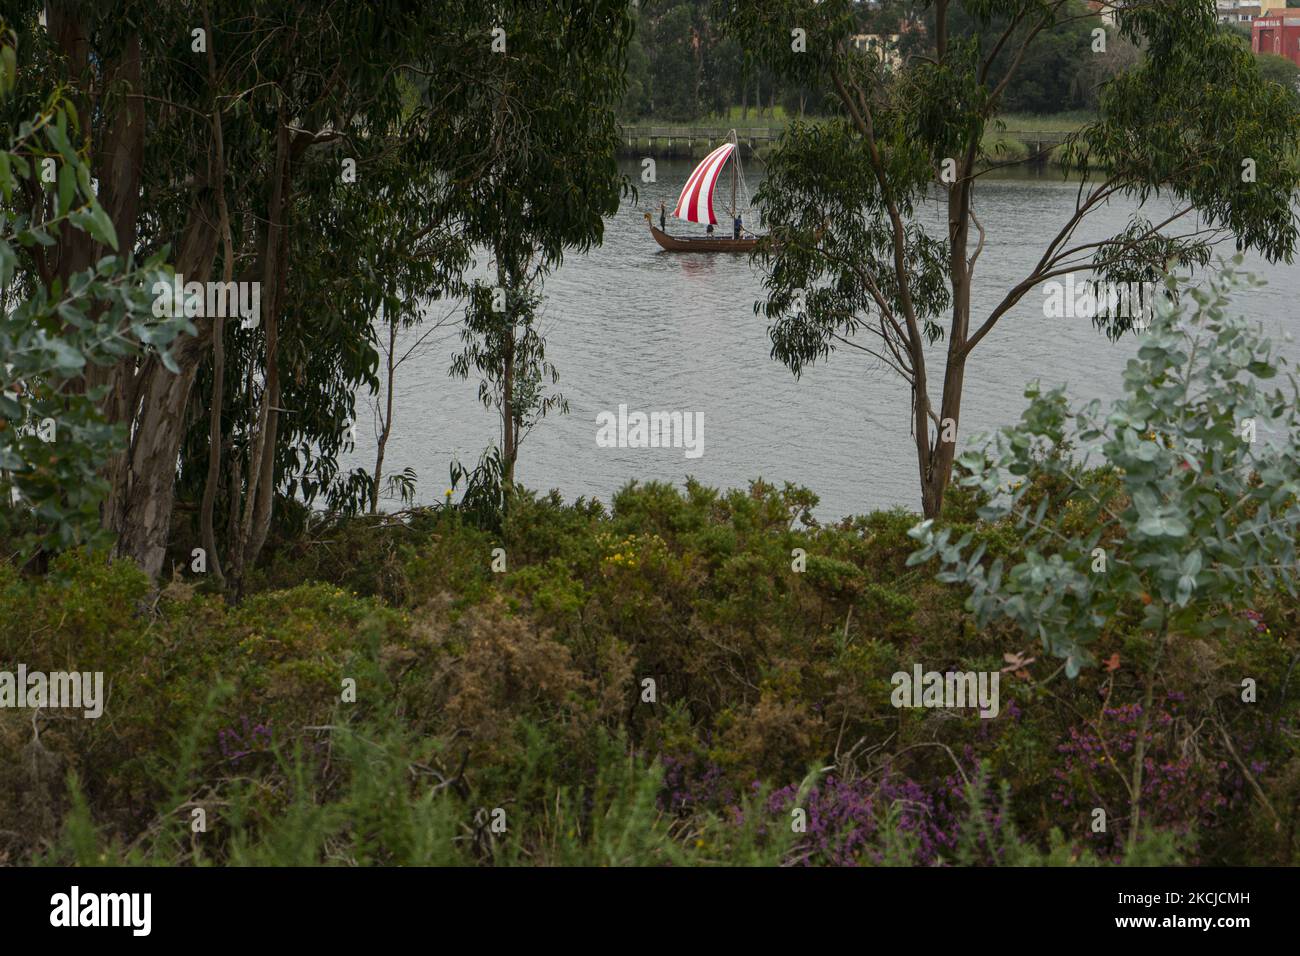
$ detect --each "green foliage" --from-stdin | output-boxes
[4,2,1296,871]
[1072,9,1300,269]
[725,0,1300,519]
[443,0,631,491]
[449,445,510,533]
[955,2,1119,114]
[1255,53,1300,96]
[758,116,952,369]
[910,264,1300,675]
[0,44,189,560]
[4,1,642,581]
[6,461,1296,866]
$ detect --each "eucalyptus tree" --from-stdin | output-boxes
[3,1,461,581]
[4,0,634,586]
[718,0,1300,518]
[448,0,634,492]
[0,42,190,563]
[176,116,475,573]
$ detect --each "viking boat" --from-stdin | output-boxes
[646,130,760,252]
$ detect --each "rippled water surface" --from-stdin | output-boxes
[344,160,1300,519]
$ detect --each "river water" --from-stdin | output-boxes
[346,159,1300,520]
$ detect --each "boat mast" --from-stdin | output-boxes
[730,129,737,220]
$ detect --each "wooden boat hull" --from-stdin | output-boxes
[648,221,758,253]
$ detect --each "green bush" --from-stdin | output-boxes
[2,449,1295,864]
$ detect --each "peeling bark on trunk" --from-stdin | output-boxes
[107,329,212,580]
[105,202,219,579]
[45,5,220,580]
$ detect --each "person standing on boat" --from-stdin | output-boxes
[733,213,742,240]
[659,201,666,231]
[706,224,714,237]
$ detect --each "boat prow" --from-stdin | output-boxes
[644,213,758,253]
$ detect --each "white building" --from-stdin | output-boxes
[1217,1,1264,25]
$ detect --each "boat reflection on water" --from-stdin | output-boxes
[673,253,718,279]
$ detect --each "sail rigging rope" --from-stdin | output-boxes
[732,132,754,219]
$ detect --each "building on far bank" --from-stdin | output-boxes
[1218,1,1264,25]
[850,33,902,70]
[850,18,924,71]
[1082,1,1116,26]
[1253,9,1300,66]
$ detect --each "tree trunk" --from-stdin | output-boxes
[200,7,230,588]
[371,315,397,514]
[693,28,704,119]
[921,355,966,518]
[499,254,517,487]
[108,331,212,580]
[226,446,242,552]
[247,369,280,564]
[45,5,231,582]
[201,319,228,586]
[911,378,938,519]
[924,270,971,519]
[917,140,978,519]
[230,110,291,590]
[103,194,219,577]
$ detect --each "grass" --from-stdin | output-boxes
[621,106,793,128]
[623,109,1095,132]
[992,111,1094,131]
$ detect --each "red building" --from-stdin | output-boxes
[1253,11,1300,67]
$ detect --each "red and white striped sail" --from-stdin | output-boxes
[672,143,734,225]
